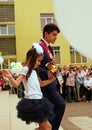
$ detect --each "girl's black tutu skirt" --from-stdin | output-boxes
[16,98,55,124]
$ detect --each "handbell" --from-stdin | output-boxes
[45,62,57,73]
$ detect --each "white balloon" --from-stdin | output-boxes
[10,62,16,68]
[0,56,4,64]
[16,62,21,65]
[53,0,92,59]
[10,67,17,74]
[10,62,23,75]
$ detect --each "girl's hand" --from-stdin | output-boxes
[3,69,12,79]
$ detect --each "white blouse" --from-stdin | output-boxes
[19,66,43,99]
[84,79,92,87]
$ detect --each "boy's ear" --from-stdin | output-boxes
[45,32,48,36]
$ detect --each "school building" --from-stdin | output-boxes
[0,0,92,68]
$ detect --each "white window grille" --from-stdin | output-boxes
[52,46,61,65]
[0,24,15,35]
[0,0,7,1]
[8,0,14,1]
[70,46,88,64]
[40,13,57,30]
[0,0,14,2]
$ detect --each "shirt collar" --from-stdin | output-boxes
[41,38,50,46]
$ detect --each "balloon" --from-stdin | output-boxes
[10,62,16,69]
[53,0,92,59]
[0,56,4,64]
[10,67,17,74]
[10,62,23,75]
[16,62,23,69]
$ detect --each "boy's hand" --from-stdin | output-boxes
[48,70,53,79]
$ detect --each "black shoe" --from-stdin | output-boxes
[74,99,80,102]
[68,100,72,103]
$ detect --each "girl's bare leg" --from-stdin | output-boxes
[39,120,52,130]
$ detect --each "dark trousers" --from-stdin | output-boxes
[42,87,66,130]
[67,85,77,101]
[85,89,91,101]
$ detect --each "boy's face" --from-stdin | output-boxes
[44,30,59,43]
[86,75,89,80]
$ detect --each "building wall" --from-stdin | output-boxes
[14,0,92,67]
[0,0,92,68]
[14,0,70,66]
[0,1,16,69]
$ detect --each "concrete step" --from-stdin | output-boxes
[0,91,10,130]
[9,94,39,130]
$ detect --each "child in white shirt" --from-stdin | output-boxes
[3,43,56,130]
[84,74,92,102]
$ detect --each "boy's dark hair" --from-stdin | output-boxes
[43,23,60,37]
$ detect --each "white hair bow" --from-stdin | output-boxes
[33,43,43,54]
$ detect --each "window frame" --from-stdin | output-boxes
[0,24,15,35]
[70,46,88,64]
[52,46,61,65]
[40,13,57,30]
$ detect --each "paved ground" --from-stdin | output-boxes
[61,101,92,130]
[1,91,92,130]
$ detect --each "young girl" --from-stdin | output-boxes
[3,43,56,130]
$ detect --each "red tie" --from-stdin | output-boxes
[48,45,53,55]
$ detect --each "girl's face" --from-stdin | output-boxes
[34,55,43,69]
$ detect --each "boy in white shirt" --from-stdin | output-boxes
[84,74,92,102]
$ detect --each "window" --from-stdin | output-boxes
[40,13,57,30]
[52,46,61,65]
[0,4,14,22]
[0,0,14,2]
[0,0,16,66]
[70,46,88,64]
[0,0,7,1]
[0,38,16,55]
[0,24,15,35]
[7,0,14,1]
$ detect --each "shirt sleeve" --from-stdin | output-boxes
[19,66,28,76]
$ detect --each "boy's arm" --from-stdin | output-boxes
[38,77,56,87]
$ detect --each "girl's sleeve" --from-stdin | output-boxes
[19,66,28,76]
